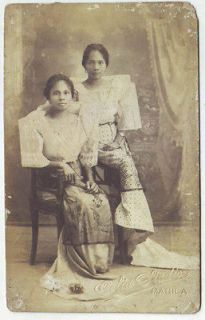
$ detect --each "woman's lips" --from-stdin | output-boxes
[91,72,102,77]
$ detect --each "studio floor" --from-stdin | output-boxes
[6,224,200,313]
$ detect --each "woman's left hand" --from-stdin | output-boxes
[86,180,99,194]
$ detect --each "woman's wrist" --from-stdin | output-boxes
[87,177,94,183]
[86,172,94,182]
[83,165,94,181]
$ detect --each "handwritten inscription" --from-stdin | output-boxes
[94,274,150,293]
[94,268,192,296]
[150,269,191,281]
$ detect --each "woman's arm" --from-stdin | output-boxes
[48,160,76,183]
[83,164,99,194]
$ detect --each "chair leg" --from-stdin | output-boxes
[118,226,129,264]
[30,207,39,265]
[56,211,64,239]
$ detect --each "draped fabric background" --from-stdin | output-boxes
[4,3,199,224]
[146,4,199,222]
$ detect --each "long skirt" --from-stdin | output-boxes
[97,123,199,269]
[39,163,116,298]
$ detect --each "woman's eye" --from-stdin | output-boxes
[99,61,104,65]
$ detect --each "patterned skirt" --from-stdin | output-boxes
[98,122,154,233]
[38,162,114,280]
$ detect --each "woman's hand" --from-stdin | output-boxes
[86,180,99,194]
[48,160,77,183]
[101,133,126,151]
[61,162,76,183]
[101,141,120,151]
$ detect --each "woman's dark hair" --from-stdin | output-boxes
[82,44,109,68]
[43,74,75,100]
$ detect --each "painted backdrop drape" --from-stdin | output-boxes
[147,12,199,222]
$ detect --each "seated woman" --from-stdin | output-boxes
[74,44,198,270]
[18,74,115,299]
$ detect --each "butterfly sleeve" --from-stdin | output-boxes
[18,115,50,168]
[117,81,142,131]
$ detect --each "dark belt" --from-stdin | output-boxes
[99,121,117,126]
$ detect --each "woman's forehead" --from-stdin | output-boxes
[87,50,104,61]
[51,80,71,90]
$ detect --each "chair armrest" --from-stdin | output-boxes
[30,167,65,201]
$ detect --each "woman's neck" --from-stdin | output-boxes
[83,77,106,89]
[46,106,68,119]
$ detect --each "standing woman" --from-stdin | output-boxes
[75,44,198,269]
[19,74,115,299]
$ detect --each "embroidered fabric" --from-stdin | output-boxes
[74,75,142,131]
[18,104,99,168]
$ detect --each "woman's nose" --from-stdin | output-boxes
[59,94,65,100]
[94,63,99,70]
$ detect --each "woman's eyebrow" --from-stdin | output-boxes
[88,59,104,62]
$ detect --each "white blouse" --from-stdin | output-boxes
[18,104,99,168]
[73,75,142,131]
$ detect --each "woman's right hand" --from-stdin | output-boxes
[49,160,76,183]
[60,162,76,184]
[86,180,99,194]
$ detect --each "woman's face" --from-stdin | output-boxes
[48,80,72,111]
[84,50,107,80]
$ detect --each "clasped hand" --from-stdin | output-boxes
[59,162,99,193]
[102,132,126,151]
[86,180,100,194]
[60,162,77,183]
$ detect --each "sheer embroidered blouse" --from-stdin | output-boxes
[18,103,99,168]
[73,75,142,131]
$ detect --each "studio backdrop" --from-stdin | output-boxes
[4,3,199,225]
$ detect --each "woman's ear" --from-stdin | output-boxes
[73,89,79,102]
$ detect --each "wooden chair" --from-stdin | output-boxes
[29,167,65,265]
[29,165,128,265]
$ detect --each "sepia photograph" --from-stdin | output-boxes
[4,1,200,313]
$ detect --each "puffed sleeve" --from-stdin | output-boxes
[117,81,142,131]
[78,103,99,167]
[18,115,50,168]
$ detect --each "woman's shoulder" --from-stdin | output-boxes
[107,74,132,91]
[89,75,131,97]
[74,74,131,86]
[105,74,131,85]
[18,107,46,127]
[105,75,133,100]
[70,77,85,92]
[71,74,133,100]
